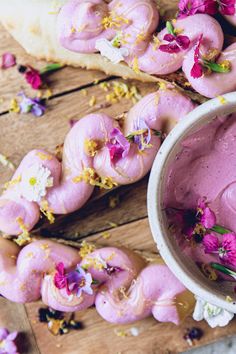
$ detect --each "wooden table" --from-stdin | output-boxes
[1,17,236,354]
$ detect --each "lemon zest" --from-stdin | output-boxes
[40,200,55,224]
[79,241,96,259]
[84,139,98,157]
[14,217,31,246]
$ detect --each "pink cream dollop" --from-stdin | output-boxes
[164,113,236,272]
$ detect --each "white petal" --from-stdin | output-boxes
[95,38,129,64]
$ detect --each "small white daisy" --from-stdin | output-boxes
[20,164,53,202]
[95,38,129,64]
[193,296,234,328]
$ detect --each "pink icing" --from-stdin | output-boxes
[0,238,187,325]
[0,89,195,236]
[56,0,236,98]
[164,114,236,273]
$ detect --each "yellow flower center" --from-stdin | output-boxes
[29,177,37,186]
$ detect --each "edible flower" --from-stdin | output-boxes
[190,34,231,79]
[0,328,18,354]
[95,38,129,64]
[178,0,217,18]
[193,296,234,328]
[107,128,130,163]
[18,63,62,90]
[20,163,53,202]
[219,0,236,15]
[203,233,236,267]
[127,117,155,151]
[19,92,46,117]
[159,21,190,54]
[1,52,16,69]
[54,263,93,298]
[168,198,216,241]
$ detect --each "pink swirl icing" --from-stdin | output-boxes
[56,0,236,98]
[0,89,195,236]
[0,238,191,325]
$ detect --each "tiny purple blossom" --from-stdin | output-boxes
[18,92,45,117]
[107,128,130,163]
[133,117,152,151]
[203,233,236,267]
[0,328,18,354]
[159,33,190,54]
[67,266,93,298]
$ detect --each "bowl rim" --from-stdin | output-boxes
[147,91,236,312]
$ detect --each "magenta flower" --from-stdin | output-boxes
[178,0,217,18]
[54,262,69,292]
[107,128,130,163]
[159,33,190,54]
[24,67,42,90]
[218,0,236,15]
[0,328,18,354]
[54,263,93,298]
[198,199,216,229]
[203,233,236,267]
[191,34,204,79]
[1,52,16,69]
[67,266,93,298]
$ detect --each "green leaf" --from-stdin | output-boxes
[166,21,175,36]
[40,63,63,75]
[203,60,231,74]
[211,262,236,279]
[210,225,231,235]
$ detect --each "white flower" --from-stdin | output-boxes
[193,296,234,328]
[95,38,129,64]
[20,164,53,202]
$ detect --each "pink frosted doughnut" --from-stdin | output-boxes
[0,88,195,236]
[55,0,236,97]
[0,239,193,325]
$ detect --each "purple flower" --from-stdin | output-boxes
[1,52,16,69]
[178,0,217,18]
[198,199,216,229]
[219,0,236,15]
[159,33,190,53]
[0,328,18,354]
[203,233,236,267]
[191,34,204,79]
[106,128,130,163]
[67,266,93,298]
[18,92,45,117]
[132,117,152,151]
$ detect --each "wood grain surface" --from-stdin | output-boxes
[1,3,236,353]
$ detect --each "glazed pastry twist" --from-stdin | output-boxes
[58,0,236,98]
[0,238,194,325]
[0,88,195,236]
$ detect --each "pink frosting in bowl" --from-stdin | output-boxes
[148,91,236,313]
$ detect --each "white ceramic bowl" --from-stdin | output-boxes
[148,92,236,312]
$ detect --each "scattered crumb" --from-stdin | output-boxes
[109,195,120,208]
[89,95,96,107]
[0,153,15,170]
[130,327,140,337]
[101,231,111,239]
[107,221,118,228]
[217,96,227,105]
[81,89,88,96]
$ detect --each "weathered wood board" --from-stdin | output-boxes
[1,4,236,353]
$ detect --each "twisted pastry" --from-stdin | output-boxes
[0,0,235,97]
[57,0,236,97]
[0,238,195,324]
[0,88,195,236]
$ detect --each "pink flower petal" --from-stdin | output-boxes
[219,0,236,15]
[201,207,216,229]
[191,62,203,78]
[176,35,190,50]
[1,52,16,69]
[203,234,219,253]
[221,233,236,267]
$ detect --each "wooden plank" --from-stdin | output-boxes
[0,298,40,354]
[25,218,236,354]
[0,23,109,113]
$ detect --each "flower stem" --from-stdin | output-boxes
[166,21,175,36]
[203,60,231,74]
[211,262,236,279]
[210,225,231,235]
[40,63,63,75]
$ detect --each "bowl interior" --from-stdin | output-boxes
[148,92,236,312]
